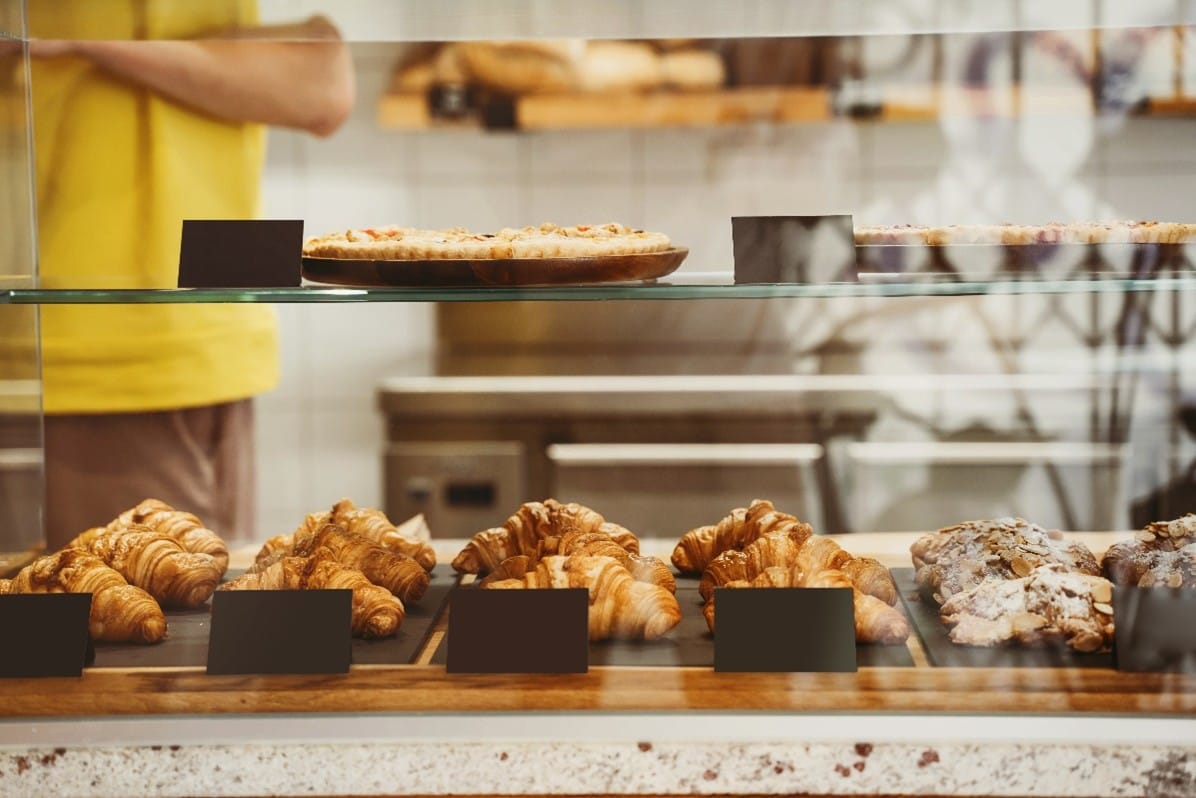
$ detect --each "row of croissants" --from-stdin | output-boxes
[0,498,436,643]
[452,498,908,644]
[1,495,898,646]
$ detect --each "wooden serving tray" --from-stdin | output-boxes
[302,247,688,288]
[87,566,459,670]
[428,576,916,668]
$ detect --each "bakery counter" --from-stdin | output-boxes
[3,713,1196,798]
[1,533,1195,797]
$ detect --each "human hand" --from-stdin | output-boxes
[27,39,81,59]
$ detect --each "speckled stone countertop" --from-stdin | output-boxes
[1,714,1194,797]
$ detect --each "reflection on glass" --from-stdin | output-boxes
[0,4,44,565]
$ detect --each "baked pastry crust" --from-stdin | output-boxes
[911,517,1100,604]
[854,221,1196,247]
[303,222,672,260]
[1103,514,1196,588]
[940,565,1115,652]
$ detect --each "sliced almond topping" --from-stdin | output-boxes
[1012,613,1047,633]
[1135,530,1157,543]
[1093,602,1114,616]
[1089,580,1113,603]
[1010,555,1034,577]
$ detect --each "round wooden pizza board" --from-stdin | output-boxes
[301,247,688,288]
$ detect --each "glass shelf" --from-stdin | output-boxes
[16,0,1196,42]
[4,275,1196,304]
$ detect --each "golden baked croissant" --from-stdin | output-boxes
[672,499,813,575]
[108,498,229,574]
[479,538,675,594]
[252,523,429,603]
[292,500,436,571]
[452,499,641,575]
[221,552,404,639]
[550,529,674,592]
[483,554,681,641]
[699,529,898,607]
[0,549,166,644]
[69,524,223,609]
[702,564,910,645]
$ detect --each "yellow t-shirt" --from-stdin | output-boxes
[28,0,279,414]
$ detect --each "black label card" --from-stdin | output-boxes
[447,588,588,674]
[178,219,303,288]
[1114,586,1196,673]
[732,215,856,284]
[714,587,857,673]
[207,590,352,675]
[0,594,92,678]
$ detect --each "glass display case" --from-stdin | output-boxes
[3,2,1196,796]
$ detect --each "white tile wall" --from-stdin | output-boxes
[249,42,1196,542]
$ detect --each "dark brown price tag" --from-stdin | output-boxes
[447,588,588,674]
[732,215,856,284]
[207,590,352,675]
[0,594,93,678]
[178,219,304,288]
[713,587,857,672]
[1114,586,1196,673]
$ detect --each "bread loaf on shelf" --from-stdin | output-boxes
[483,553,681,641]
[659,49,726,91]
[0,549,166,644]
[221,551,405,639]
[456,40,586,95]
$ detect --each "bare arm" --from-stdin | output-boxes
[32,16,355,137]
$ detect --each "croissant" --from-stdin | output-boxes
[453,499,640,575]
[699,530,899,608]
[293,500,437,571]
[109,498,229,574]
[551,530,674,592]
[69,524,223,609]
[251,523,429,603]
[221,552,404,639]
[699,526,820,600]
[702,564,910,645]
[483,554,681,641]
[0,549,166,644]
[672,500,813,575]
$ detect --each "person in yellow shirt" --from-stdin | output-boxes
[27,2,355,547]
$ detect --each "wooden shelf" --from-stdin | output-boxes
[2,663,1194,718]
[376,85,1196,131]
[376,87,834,131]
[2,532,1190,719]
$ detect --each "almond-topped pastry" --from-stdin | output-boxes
[303,222,671,260]
[911,518,1100,604]
[939,565,1116,652]
[1103,514,1196,588]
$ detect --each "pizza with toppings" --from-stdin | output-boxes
[303,222,672,260]
[853,221,1196,247]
